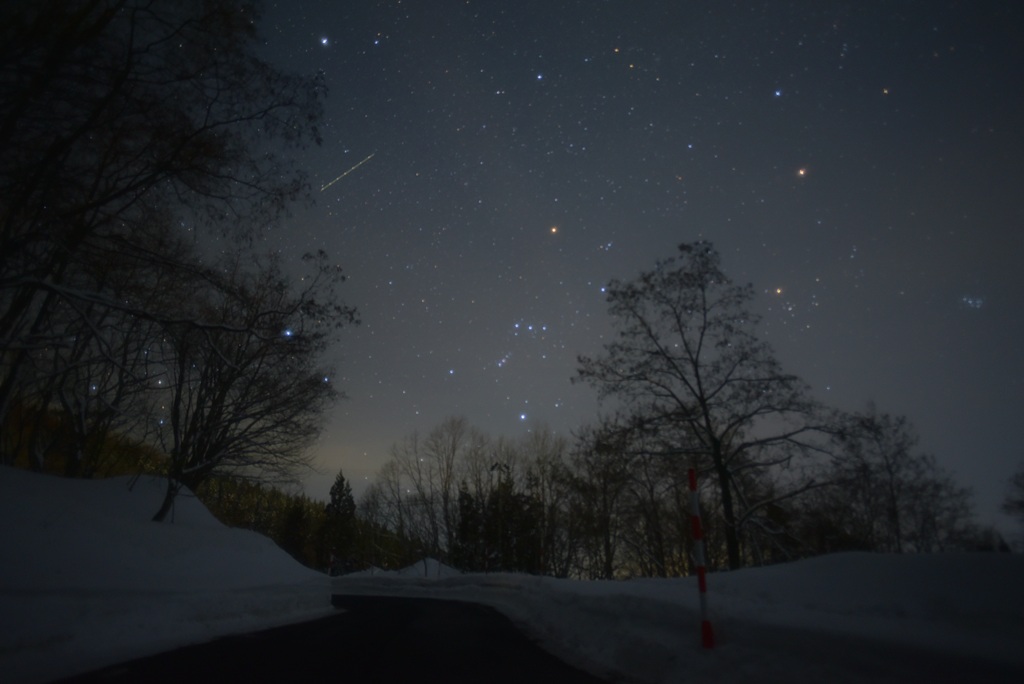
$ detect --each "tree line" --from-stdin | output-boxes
[338,408,994,579]
[193,469,421,575]
[196,406,1014,579]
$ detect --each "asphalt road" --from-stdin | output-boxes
[56,595,609,683]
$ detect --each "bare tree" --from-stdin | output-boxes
[0,0,324,445]
[386,431,440,555]
[383,416,488,561]
[566,422,632,578]
[1000,462,1024,551]
[1004,463,1024,525]
[149,250,354,521]
[1,209,196,471]
[521,426,575,576]
[421,417,476,557]
[576,242,831,569]
[363,460,410,548]
[824,406,976,553]
[12,215,196,475]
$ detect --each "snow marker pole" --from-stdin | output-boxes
[688,468,715,649]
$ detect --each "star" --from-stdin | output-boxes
[960,295,984,310]
[252,0,1022,539]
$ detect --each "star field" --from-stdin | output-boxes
[260,1,1024,530]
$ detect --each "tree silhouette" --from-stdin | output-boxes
[150,251,353,521]
[1005,463,1024,523]
[576,242,830,569]
[1,0,325,456]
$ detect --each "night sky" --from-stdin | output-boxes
[258,1,1023,531]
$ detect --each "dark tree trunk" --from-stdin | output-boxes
[714,453,741,570]
[153,478,181,522]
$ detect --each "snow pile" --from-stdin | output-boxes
[333,554,1024,682]
[0,467,333,684]
[346,557,462,579]
[2,464,1023,684]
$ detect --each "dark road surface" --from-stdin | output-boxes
[57,595,609,683]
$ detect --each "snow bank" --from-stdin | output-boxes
[333,553,1024,682]
[2,464,1022,684]
[346,557,462,579]
[0,467,333,683]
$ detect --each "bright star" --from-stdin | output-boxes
[960,295,984,310]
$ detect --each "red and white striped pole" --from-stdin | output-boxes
[688,467,715,649]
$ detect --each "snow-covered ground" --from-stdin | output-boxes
[340,555,1024,682]
[0,467,333,683]
[2,465,1022,683]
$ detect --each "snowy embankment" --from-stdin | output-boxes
[2,465,1023,684]
[0,467,333,683]
[335,553,1024,683]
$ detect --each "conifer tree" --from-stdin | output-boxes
[324,467,358,573]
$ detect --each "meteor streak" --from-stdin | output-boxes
[320,153,375,192]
